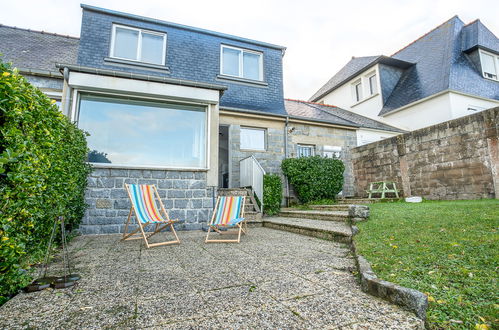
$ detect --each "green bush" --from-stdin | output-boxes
[281,156,344,203]
[263,174,282,215]
[0,61,91,303]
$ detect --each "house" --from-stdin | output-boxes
[0,5,403,234]
[309,16,499,131]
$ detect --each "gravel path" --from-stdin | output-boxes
[0,228,423,329]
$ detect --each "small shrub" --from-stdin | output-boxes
[0,61,91,303]
[281,156,344,203]
[263,174,282,215]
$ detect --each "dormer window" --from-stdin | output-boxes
[110,25,166,65]
[368,74,378,95]
[479,50,498,81]
[221,45,263,81]
[353,80,363,102]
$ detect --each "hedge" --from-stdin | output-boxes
[281,156,344,203]
[0,61,91,303]
[263,174,282,215]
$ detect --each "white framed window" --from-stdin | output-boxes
[240,127,266,151]
[368,74,378,95]
[323,145,342,159]
[353,80,363,102]
[77,93,207,169]
[297,144,315,158]
[479,50,498,81]
[221,45,263,81]
[110,24,167,65]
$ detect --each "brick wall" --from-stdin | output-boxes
[81,168,215,234]
[351,107,499,200]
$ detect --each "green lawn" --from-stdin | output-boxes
[355,199,499,329]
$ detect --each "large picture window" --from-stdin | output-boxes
[110,25,166,65]
[78,94,207,168]
[221,45,263,81]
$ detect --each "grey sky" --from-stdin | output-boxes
[1,0,498,100]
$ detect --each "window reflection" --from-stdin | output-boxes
[78,94,207,168]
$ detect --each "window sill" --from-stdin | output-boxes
[104,57,170,73]
[216,74,268,87]
[89,162,208,172]
[351,92,380,108]
[240,148,267,152]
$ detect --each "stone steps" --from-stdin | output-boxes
[263,217,352,243]
[309,204,350,211]
[279,208,349,222]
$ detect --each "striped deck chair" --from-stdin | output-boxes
[205,196,247,243]
[123,184,180,248]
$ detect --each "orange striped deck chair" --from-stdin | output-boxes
[123,184,180,248]
[205,196,247,243]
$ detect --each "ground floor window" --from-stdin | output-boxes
[240,127,266,151]
[297,144,315,157]
[77,94,207,168]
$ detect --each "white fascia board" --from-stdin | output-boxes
[68,72,220,104]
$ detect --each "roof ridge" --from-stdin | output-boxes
[285,98,340,108]
[0,24,80,40]
[391,15,461,56]
[463,18,480,27]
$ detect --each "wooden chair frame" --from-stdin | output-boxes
[205,196,247,244]
[123,184,180,248]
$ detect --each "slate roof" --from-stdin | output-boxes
[285,99,405,133]
[0,25,79,73]
[310,16,499,116]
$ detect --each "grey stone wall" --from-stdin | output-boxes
[81,168,215,234]
[24,75,63,90]
[228,123,357,200]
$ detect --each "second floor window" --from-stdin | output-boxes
[479,50,498,81]
[111,25,166,65]
[368,74,378,95]
[354,81,363,102]
[221,45,263,81]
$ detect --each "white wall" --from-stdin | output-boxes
[381,92,453,130]
[449,92,499,119]
[356,129,400,146]
[320,64,384,120]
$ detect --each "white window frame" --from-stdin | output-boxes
[352,80,363,102]
[367,73,378,96]
[297,144,315,158]
[220,45,264,81]
[240,127,266,151]
[110,24,167,66]
[74,90,210,170]
[479,49,499,81]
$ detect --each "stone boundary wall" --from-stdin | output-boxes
[351,107,499,200]
[81,168,214,234]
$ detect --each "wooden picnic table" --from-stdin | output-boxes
[366,181,399,199]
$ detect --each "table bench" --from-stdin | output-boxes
[366,181,400,199]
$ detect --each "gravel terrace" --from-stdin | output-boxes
[0,227,423,329]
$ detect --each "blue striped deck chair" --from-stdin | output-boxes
[123,184,180,248]
[205,196,247,243]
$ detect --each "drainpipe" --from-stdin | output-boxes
[284,116,290,207]
[62,67,72,119]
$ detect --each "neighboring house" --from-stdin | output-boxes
[309,16,499,131]
[0,4,403,234]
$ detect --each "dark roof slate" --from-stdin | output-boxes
[285,99,405,133]
[310,16,499,116]
[461,19,499,53]
[0,25,79,73]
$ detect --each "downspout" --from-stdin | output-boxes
[62,67,72,119]
[284,116,290,207]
